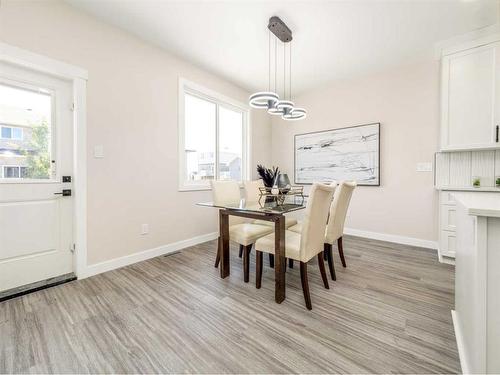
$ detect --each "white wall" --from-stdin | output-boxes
[272,61,440,244]
[0,0,272,265]
[0,0,440,266]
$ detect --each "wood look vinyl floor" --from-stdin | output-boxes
[0,236,460,374]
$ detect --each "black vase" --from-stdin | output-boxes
[277,174,291,193]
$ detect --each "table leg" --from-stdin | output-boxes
[220,210,230,278]
[274,215,286,303]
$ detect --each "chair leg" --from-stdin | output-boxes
[288,258,294,269]
[323,251,327,261]
[338,237,346,268]
[214,236,221,268]
[269,254,274,268]
[300,262,312,310]
[324,243,336,281]
[256,251,263,289]
[239,244,244,258]
[243,245,251,283]
[317,253,329,289]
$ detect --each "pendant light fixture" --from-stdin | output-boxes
[267,32,284,115]
[249,25,279,110]
[283,41,306,121]
[249,16,307,121]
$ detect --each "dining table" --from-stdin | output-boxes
[197,195,306,304]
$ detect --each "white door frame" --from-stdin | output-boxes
[0,42,89,279]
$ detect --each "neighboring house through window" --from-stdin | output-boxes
[2,166,28,178]
[1,126,23,140]
[179,78,249,191]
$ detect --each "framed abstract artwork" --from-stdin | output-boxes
[294,123,380,186]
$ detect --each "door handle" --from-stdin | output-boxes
[496,125,499,143]
[54,189,72,197]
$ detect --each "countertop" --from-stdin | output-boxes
[436,186,500,192]
[452,192,500,218]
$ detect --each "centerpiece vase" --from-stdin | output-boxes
[277,174,291,194]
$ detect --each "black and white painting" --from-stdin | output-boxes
[294,123,380,186]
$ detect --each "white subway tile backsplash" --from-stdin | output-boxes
[449,152,471,187]
[495,150,500,179]
[435,152,450,186]
[471,151,495,186]
[436,150,499,188]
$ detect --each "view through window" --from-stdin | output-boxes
[0,82,53,180]
[183,90,246,188]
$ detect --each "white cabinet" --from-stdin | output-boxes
[438,191,457,261]
[441,40,500,151]
[440,204,457,231]
[453,193,500,374]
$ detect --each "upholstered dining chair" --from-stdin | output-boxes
[210,180,273,282]
[323,181,356,276]
[243,179,298,268]
[289,181,356,280]
[254,183,335,310]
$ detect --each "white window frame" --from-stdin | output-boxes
[178,77,250,191]
[1,125,23,140]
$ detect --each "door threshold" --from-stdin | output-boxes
[0,273,76,302]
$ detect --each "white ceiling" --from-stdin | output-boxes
[66,0,499,95]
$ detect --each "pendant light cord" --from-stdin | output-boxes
[274,36,277,94]
[268,29,271,92]
[283,41,286,100]
[290,42,292,102]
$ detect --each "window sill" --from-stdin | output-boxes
[179,185,211,192]
[0,179,60,184]
[179,181,246,192]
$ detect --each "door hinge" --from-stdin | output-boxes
[71,102,75,112]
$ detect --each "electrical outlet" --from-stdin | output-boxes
[416,162,433,172]
[141,224,149,235]
[94,145,104,158]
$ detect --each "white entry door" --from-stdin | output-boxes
[0,62,74,293]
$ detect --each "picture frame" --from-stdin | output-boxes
[294,122,380,186]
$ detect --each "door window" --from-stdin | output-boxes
[0,82,54,180]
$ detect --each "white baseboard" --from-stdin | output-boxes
[438,253,456,265]
[452,310,468,374]
[80,228,436,279]
[81,232,218,279]
[344,227,438,250]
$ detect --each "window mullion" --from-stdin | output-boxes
[243,114,247,181]
[215,103,220,180]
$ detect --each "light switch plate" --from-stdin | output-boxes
[94,145,104,158]
[416,162,433,172]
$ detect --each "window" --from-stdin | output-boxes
[179,79,249,190]
[0,82,53,180]
[1,126,23,140]
[184,94,216,183]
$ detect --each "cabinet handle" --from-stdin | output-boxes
[497,125,499,143]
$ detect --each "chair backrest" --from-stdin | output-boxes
[210,180,247,226]
[325,181,356,243]
[243,179,264,203]
[209,180,241,205]
[299,183,335,262]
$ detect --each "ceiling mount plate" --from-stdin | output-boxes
[268,16,293,43]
